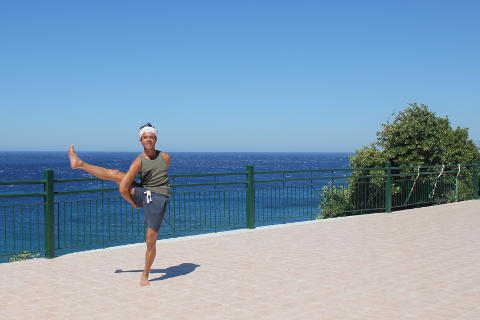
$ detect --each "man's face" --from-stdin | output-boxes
[140,132,157,149]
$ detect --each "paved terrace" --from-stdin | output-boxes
[1,200,479,320]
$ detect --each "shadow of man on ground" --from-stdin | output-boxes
[115,263,200,281]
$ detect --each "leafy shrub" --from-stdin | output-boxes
[318,183,351,219]
[9,251,40,262]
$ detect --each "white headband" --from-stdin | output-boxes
[138,126,158,138]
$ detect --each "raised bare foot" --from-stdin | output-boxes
[67,144,84,169]
[140,273,150,286]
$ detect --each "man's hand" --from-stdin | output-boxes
[131,202,141,209]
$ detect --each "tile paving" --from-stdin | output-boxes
[1,200,479,320]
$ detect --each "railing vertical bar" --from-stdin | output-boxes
[271,187,274,222]
[28,206,33,252]
[283,184,286,224]
[227,191,231,226]
[21,206,24,252]
[137,199,140,235]
[233,190,236,225]
[89,200,92,243]
[215,191,218,232]
[293,185,296,218]
[3,207,7,256]
[55,202,59,250]
[366,182,369,211]
[226,191,229,227]
[107,198,112,241]
[83,201,86,243]
[473,160,479,200]
[114,198,117,240]
[129,199,133,236]
[187,192,191,231]
[182,193,186,232]
[385,162,392,213]
[268,188,271,222]
[277,186,280,221]
[121,198,124,238]
[213,191,217,232]
[129,199,133,237]
[12,207,15,255]
[69,203,73,247]
[287,183,290,221]
[192,192,195,230]
[310,172,313,219]
[76,201,80,246]
[291,185,295,218]
[172,178,176,236]
[204,191,207,229]
[302,184,306,218]
[218,190,221,227]
[256,188,260,223]
[43,169,55,258]
[62,202,66,249]
[95,199,99,245]
[195,192,198,230]
[38,205,42,253]
[199,191,202,229]
[124,199,127,239]
[202,191,205,229]
[246,166,255,229]
[266,187,269,222]
[172,193,176,237]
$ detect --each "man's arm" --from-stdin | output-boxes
[119,157,142,208]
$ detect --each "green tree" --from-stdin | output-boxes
[376,103,478,166]
[319,103,480,218]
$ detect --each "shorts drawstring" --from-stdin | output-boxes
[144,190,152,204]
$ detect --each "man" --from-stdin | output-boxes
[68,123,170,286]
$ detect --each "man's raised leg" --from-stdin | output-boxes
[68,145,125,185]
[141,227,159,286]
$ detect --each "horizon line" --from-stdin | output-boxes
[0,149,355,153]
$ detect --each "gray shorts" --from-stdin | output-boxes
[132,187,169,232]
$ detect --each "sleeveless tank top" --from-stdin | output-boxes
[138,151,170,196]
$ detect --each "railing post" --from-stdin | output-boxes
[473,160,479,200]
[246,166,255,229]
[385,162,392,213]
[43,169,55,258]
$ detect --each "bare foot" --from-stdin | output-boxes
[68,144,84,169]
[140,273,150,286]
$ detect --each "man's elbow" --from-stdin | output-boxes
[119,185,129,196]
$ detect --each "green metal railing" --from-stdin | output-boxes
[1,161,478,261]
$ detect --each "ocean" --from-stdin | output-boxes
[0,151,352,182]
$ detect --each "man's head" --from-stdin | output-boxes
[138,123,158,148]
[139,123,158,139]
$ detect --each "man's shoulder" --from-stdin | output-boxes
[160,151,171,167]
[131,156,142,169]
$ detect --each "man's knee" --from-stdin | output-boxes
[109,169,124,182]
[146,236,157,249]
[146,228,158,248]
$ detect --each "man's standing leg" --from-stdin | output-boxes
[141,227,159,286]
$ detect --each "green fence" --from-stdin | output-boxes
[1,162,478,262]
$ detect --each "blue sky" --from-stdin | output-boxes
[1,0,479,152]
